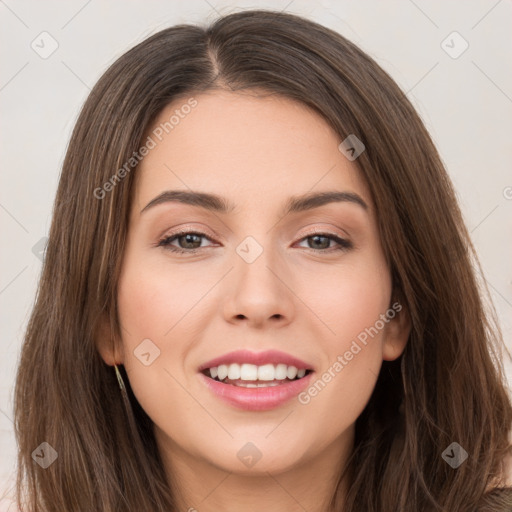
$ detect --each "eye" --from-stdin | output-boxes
[295,231,353,252]
[157,230,215,254]
[157,229,352,255]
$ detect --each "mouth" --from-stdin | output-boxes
[201,364,313,388]
[198,359,315,411]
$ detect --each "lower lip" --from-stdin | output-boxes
[198,372,315,411]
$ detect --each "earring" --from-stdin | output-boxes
[114,363,126,392]
[112,362,141,439]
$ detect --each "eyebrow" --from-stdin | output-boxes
[140,189,368,216]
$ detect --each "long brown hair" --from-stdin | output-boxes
[14,9,512,511]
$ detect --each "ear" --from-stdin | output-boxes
[95,312,124,366]
[382,301,411,361]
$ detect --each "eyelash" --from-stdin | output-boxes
[156,229,353,255]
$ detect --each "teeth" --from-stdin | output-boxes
[287,366,298,379]
[207,363,310,382]
[227,363,240,380]
[240,364,258,380]
[235,381,281,388]
[275,364,288,380]
[258,364,275,381]
[217,364,228,381]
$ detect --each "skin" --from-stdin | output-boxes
[97,89,410,512]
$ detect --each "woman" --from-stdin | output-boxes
[13,9,512,511]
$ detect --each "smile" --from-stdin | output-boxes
[202,363,312,387]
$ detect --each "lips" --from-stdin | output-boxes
[197,349,315,411]
[198,370,315,411]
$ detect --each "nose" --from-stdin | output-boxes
[222,245,295,329]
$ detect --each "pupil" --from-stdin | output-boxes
[310,235,328,249]
[182,234,200,248]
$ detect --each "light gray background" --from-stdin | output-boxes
[1,0,511,506]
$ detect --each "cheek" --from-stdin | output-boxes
[115,249,209,411]
[295,266,391,438]
[117,250,211,342]
[292,253,390,416]
[299,254,391,349]
[338,270,390,345]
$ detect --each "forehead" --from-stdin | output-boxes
[132,90,371,215]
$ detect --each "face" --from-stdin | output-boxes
[98,89,409,478]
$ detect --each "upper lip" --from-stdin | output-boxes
[198,349,314,372]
